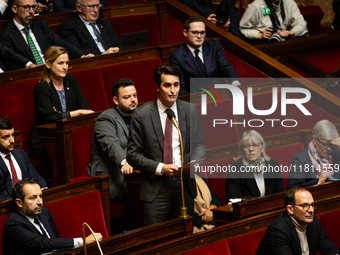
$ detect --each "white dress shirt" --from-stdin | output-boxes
[155,98,181,175]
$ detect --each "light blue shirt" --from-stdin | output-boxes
[78,15,105,53]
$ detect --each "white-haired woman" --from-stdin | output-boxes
[225,130,285,201]
[288,120,340,187]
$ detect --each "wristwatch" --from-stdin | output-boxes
[120,159,127,167]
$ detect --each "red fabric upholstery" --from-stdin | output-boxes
[110,13,161,47]
[290,93,340,132]
[0,215,9,255]
[71,69,109,111]
[299,6,324,35]
[0,79,39,152]
[101,59,161,106]
[71,126,94,178]
[292,46,340,74]
[197,100,239,149]
[228,229,266,255]
[106,0,145,6]
[318,209,340,248]
[49,24,59,34]
[224,50,267,80]
[167,15,186,44]
[243,92,289,137]
[184,240,231,255]
[44,191,108,239]
[266,143,305,187]
[207,158,235,205]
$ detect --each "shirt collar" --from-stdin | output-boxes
[157,97,177,115]
[78,14,92,26]
[186,44,203,56]
[0,151,12,160]
[13,18,28,32]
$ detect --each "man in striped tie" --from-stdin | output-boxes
[0,0,92,70]
[0,117,47,201]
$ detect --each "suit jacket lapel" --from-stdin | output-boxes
[0,157,12,196]
[49,82,63,112]
[150,99,164,151]
[11,150,26,177]
[63,76,72,111]
[202,42,212,76]
[113,107,129,137]
[38,213,56,238]
[10,21,34,61]
[30,21,47,54]
[177,100,186,153]
[76,16,100,52]
[183,44,203,77]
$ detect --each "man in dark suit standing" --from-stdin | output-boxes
[256,187,340,255]
[170,15,240,95]
[127,65,206,226]
[91,78,138,229]
[58,0,119,55]
[0,0,90,70]
[0,117,47,201]
[3,177,103,255]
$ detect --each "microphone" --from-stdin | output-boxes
[166,109,188,218]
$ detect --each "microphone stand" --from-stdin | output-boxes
[82,222,103,255]
[169,116,188,219]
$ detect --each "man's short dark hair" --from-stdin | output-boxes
[12,178,38,204]
[184,16,205,31]
[154,65,181,87]
[285,187,309,210]
[112,78,135,98]
[0,117,13,130]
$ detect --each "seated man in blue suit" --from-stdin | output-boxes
[170,15,240,95]
[58,0,120,56]
[0,0,91,70]
[0,117,47,201]
[3,177,103,255]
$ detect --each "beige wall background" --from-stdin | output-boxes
[237,0,335,26]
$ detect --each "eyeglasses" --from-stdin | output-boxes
[242,143,262,150]
[189,31,206,37]
[295,202,317,211]
[316,137,334,149]
[79,4,102,10]
[15,4,39,11]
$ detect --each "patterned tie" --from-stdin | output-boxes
[5,154,19,186]
[34,218,49,238]
[163,109,173,164]
[22,27,44,65]
[89,23,108,51]
[194,49,207,76]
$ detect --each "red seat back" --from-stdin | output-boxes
[45,191,108,239]
[106,0,145,6]
[228,229,266,255]
[299,6,324,35]
[0,79,39,152]
[266,143,305,187]
[197,100,239,150]
[110,13,161,47]
[101,59,161,106]
[167,15,186,44]
[0,215,9,255]
[183,240,231,255]
[71,69,109,111]
[318,209,340,248]
[71,126,94,178]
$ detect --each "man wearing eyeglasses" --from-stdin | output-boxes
[170,15,240,95]
[256,187,340,255]
[0,0,91,70]
[58,0,120,56]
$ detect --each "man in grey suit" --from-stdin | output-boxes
[91,78,138,229]
[127,65,206,226]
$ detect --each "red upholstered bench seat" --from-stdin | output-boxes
[44,191,109,239]
[228,229,266,255]
[0,215,9,255]
[318,209,340,249]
